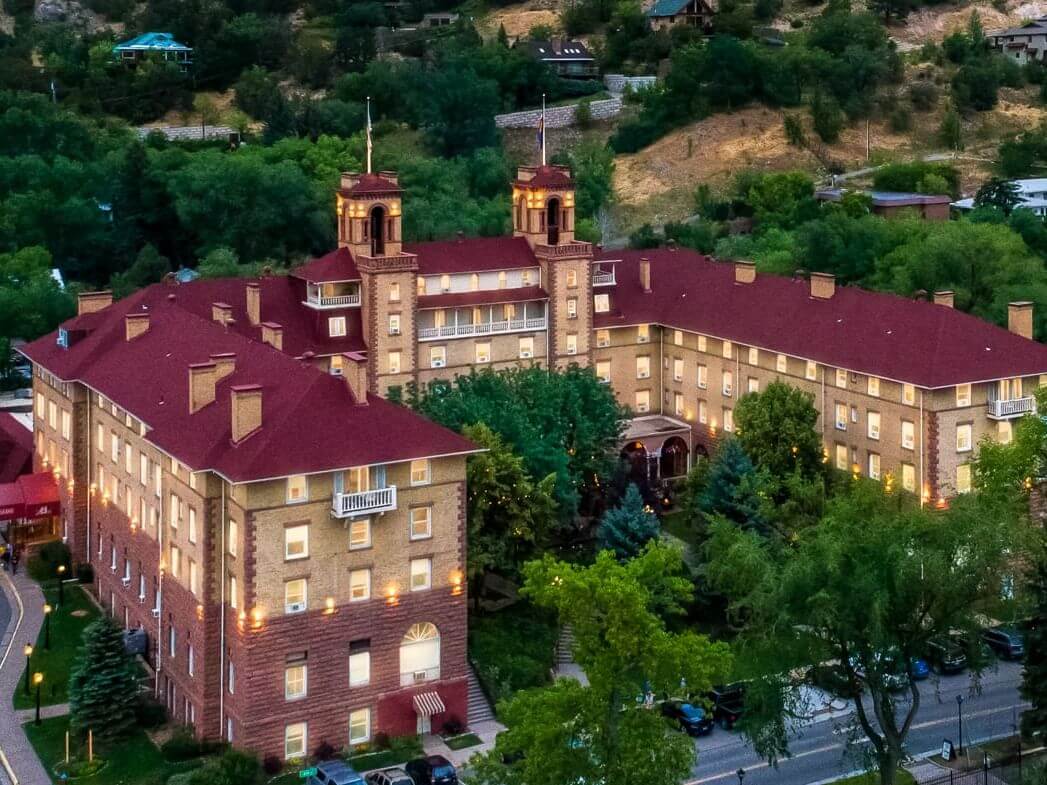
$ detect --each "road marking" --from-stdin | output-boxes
[685,744,841,784]
[0,570,26,785]
[0,749,19,785]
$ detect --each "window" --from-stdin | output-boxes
[521,269,532,286]
[169,493,179,528]
[389,282,400,302]
[519,337,534,359]
[956,423,972,452]
[956,463,972,494]
[999,420,1013,444]
[169,545,180,578]
[748,377,759,394]
[566,298,578,319]
[697,336,707,353]
[189,559,199,596]
[418,278,426,297]
[901,420,915,450]
[475,342,491,364]
[722,340,732,359]
[284,663,307,700]
[635,390,650,413]
[388,314,400,336]
[349,708,371,745]
[673,358,683,382]
[349,643,371,687]
[140,454,148,485]
[429,346,446,369]
[329,317,347,337]
[388,351,401,374]
[723,407,734,432]
[410,558,432,591]
[111,433,119,462]
[97,423,104,452]
[154,464,161,497]
[35,392,44,418]
[637,324,649,344]
[61,410,70,440]
[674,330,683,347]
[868,377,880,397]
[229,575,238,610]
[594,294,609,313]
[566,269,578,288]
[636,356,650,379]
[697,364,707,389]
[867,411,881,440]
[440,274,450,292]
[286,475,308,504]
[698,400,708,424]
[836,369,847,388]
[188,508,197,544]
[956,383,971,407]
[410,459,431,485]
[835,444,848,471]
[349,569,370,602]
[285,578,307,613]
[902,383,916,406]
[349,518,371,550]
[748,347,759,365]
[901,463,916,492]
[400,623,440,686]
[805,361,817,381]
[169,626,176,658]
[285,525,309,560]
[410,506,432,540]
[835,403,847,430]
[596,329,610,348]
[228,520,238,557]
[776,354,787,373]
[674,392,684,416]
[722,370,733,397]
[284,723,307,760]
[868,452,881,480]
[596,360,611,383]
[188,644,195,677]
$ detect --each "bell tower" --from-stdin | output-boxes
[337,171,405,258]
[513,165,592,369]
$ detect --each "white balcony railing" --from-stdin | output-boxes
[306,292,361,308]
[331,486,397,518]
[987,397,1036,419]
[418,317,546,341]
[593,270,616,287]
[400,666,441,687]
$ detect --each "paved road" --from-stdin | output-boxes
[689,662,1026,785]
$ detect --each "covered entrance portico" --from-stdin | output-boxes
[619,416,695,486]
[0,472,61,554]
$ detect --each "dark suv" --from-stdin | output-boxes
[307,761,364,785]
[982,626,1025,660]
[661,700,714,736]
[405,756,458,785]
[708,683,746,730]
[925,637,967,675]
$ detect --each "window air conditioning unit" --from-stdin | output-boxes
[724,385,732,395]
[598,340,609,348]
[431,359,445,368]
[567,348,576,355]
[152,608,161,618]
[139,596,146,604]
[638,371,649,379]
[413,670,428,683]
[390,329,401,336]
[520,350,533,359]
[287,602,306,614]
[122,577,132,587]
[638,404,649,413]
[638,336,649,344]
[330,367,344,377]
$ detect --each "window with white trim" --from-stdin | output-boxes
[868,452,881,480]
[285,578,307,613]
[566,333,577,355]
[747,377,759,394]
[723,407,734,432]
[722,370,733,397]
[349,642,370,687]
[637,324,649,343]
[566,298,577,319]
[429,346,445,368]
[902,383,916,406]
[519,336,534,359]
[188,508,197,544]
[836,369,847,388]
[868,376,880,397]
[285,525,309,560]
[635,390,650,413]
[748,347,758,365]
[901,420,915,450]
[673,330,683,346]
[805,361,817,381]
[329,317,347,337]
[956,383,971,407]
[867,411,880,440]
[349,518,371,550]
[835,444,848,471]
[287,475,308,504]
[285,663,307,700]
[594,294,609,313]
[388,351,401,374]
[901,463,916,492]
[722,340,732,359]
[388,314,400,336]
[410,558,432,591]
[475,342,491,364]
[596,360,611,384]
[410,459,431,485]
[596,329,610,347]
[228,520,238,557]
[389,282,400,302]
[349,569,370,602]
[636,356,650,379]
[349,708,371,745]
[697,336,707,353]
[697,364,707,389]
[410,506,432,540]
[776,354,787,373]
[698,400,707,424]
[61,410,71,440]
[956,423,972,453]
[284,723,307,760]
[956,463,972,494]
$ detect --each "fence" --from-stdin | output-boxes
[920,745,1034,785]
[603,74,657,93]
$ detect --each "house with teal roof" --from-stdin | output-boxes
[113,32,192,69]
[645,0,714,32]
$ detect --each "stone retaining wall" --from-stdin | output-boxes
[603,74,657,93]
[494,97,622,129]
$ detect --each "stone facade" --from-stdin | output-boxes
[494,98,623,129]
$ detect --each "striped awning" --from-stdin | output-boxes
[412,691,446,717]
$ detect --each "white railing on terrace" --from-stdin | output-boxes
[987,397,1036,419]
[418,317,547,341]
[307,292,361,308]
[400,666,441,687]
[593,270,616,287]
[331,486,397,517]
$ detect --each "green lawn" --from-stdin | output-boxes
[444,733,482,750]
[660,510,697,545]
[24,715,198,785]
[14,582,100,709]
[833,771,915,785]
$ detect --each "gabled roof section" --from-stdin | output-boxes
[113,32,191,52]
[593,248,1047,388]
[340,173,401,197]
[406,236,538,274]
[646,0,694,16]
[523,40,594,61]
[0,413,33,484]
[516,165,574,189]
[293,248,361,284]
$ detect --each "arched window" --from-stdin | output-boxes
[400,623,441,686]
[546,198,561,245]
[370,205,386,256]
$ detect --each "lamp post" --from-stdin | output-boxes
[43,604,52,650]
[56,564,66,606]
[956,694,965,756]
[33,672,43,725]
[23,643,32,696]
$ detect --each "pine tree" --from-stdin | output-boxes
[69,617,140,742]
[698,438,768,534]
[1022,552,1047,737]
[598,483,660,560]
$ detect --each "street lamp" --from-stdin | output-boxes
[23,643,32,696]
[42,604,52,650]
[736,769,745,785]
[56,564,66,606]
[33,672,44,725]
[956,694,965,756]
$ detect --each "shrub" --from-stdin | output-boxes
[262,755,283,775]
[134,696,167,729]
[909,81,938,111]
[76,563,94,583]
[161,727,225,761]
[372,732,391,751]
[811,94,843,144]
[783,113,806,147]
[889,108,912,132]
[442,715,464,736]
[187,749,260,785]
[314,741,336,760]
[575,98,593,130]
[29,539,71,581]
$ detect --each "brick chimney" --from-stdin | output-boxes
[810,272,835,300]
[639,258,651,293]
[77,291,112,316]
[211,352,236,382]
[1008,301,1034,340]
[734,261,756,284]
[230,385,263,443]
[125,313,149,341]
[212,302,233,326]
[933,291,955,308]
[343,352,369,406]
[261,322,283,351]
[246,283,260,326]
[188,362,217,414]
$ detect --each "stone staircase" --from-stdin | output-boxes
[467,665,495,726]
[555,624,576,665]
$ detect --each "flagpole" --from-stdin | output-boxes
[366,96,373,174]
[541,93,546,167]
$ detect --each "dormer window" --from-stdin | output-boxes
[57,328,68,348]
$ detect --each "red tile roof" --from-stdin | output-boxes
[517,166,574,189]
[406,236,537,274]
[20,290,476,482]
[0,414,33,484]
[417,286,548,310]
[292,248,361,284]
[341,173,401,196]
[594,248,1047,388]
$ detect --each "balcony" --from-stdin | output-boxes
[987,396,1036,420]
[305,282,361,309]
[331,486,397,518]
[593,269,616,287]
[309,292,361,308]
[418,317,547,341]
[400,666,441,687]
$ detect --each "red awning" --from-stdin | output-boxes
[0,473,60,521]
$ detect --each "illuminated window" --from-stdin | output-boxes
[868,452,881,480]
[566,334,578,355]
[901,463,916,492]
[722,370,733,397]
[956,464,972,494]
[388,351,401,374]
[566,298,578,319]
[349,642,370,687]
[596,361,611,383]
[723,408,734,432]
[901,420,915,450]
[596,329,610,347]
[284,723,306,760]
[410,506,432,540]
[410,459,430,485]
[674,330,683,346]
[349,708,371,745]
[285,663,307,700]
[868,376,880,397]
[285,578,307,613]
[475,342,491,364]
[329,317,347,337]
[902,383,916,406]
[998,420,1013,444]
[698,336,707,353]
[674,392,684,416]
[834,403,847,430]
[748,347,758,365]
[635,390,650,413]
[349,569,370,602]
[835,444,848,470]
[637,325,649,344]
[956,384,971,407]
[566,269,578,288]
[722,340,732,359]
[285,525,309,560]
[410,558,432,591]
[867,411,880,440]
[389,282,400,302]
[430,346,445,368]
[287,475,308,504]
[519,337,534,358]
[388,314,400,335]
[636,356,650,379]
[349,518,371,550]
[836,369,847,388]
[697,364,707,389]
[698,400,707,424]
[748,377,759,394]
[956,423,972,452]
[805,361,817,381]
[673,358,684,382]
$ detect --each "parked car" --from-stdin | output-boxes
[661,700,714,736]
[366,769,415,785]
[806,664,862,699]
[405,756,458,785]
[982,626,1025,660]
[307,760,365,785]
[707,683,746,730]
[925,637,967,675]
[849,653,913,691]
[909,657,930,680]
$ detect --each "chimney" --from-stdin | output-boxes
[261,322,283,351]
[210,352,236,382]
[734,261,756,285]
[343,352,369,406]
[212,302,232,325]
[230,385,263,443]
[246,282,260,326]
[188,362,217,414]
[933,290,955,308]
[639,258,651,293]
[1008,301,1034,340]
[77,291,113,316]
[810,272,836,300]
[125,312,149,341]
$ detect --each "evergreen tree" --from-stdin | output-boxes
[974,178,1022,215]
[1022,550,1047,738]
[598,483,660,560]
[69,617,140,741]
[698,439,767,533]
[938,104,964,150]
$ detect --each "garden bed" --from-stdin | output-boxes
[468,600,558,710]
[444,733,482,751]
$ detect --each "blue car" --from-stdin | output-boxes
[909,657,930,680]
[662,700,714,736]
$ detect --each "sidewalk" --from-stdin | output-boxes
[0,569,53,785]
